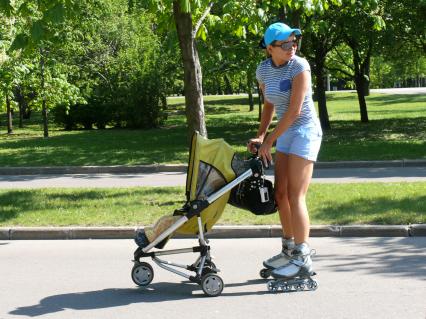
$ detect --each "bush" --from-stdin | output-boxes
[52,7,167,130]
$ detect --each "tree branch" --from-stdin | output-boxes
[193,2,214,38]
[326,66,353,79]
[334,49,354,71]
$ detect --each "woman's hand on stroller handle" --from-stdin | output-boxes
[247,138,273,169]
[247,138,262,154]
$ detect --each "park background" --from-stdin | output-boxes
[0,0,425,227]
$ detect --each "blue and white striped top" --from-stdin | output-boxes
[256,55,319,130]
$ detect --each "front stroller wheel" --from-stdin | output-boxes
[201,273,224,297]
[131,262,154,287]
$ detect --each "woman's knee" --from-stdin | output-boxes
[274,186,288,206]
[287,189,307,209]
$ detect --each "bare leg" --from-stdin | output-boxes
[287,154,314,244]
[274,152,293,239]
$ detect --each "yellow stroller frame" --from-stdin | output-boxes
[131,132,266,297]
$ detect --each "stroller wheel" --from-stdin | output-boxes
[131,262,154,287]
[200,273,224,297]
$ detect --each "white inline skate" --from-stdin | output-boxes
[259,238,295,279]
[266,242,318,293]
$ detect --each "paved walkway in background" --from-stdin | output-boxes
[1,166,425,188]
[1,238,425,319]
[370,87,426,94]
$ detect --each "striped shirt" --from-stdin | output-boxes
[256,55,319,130]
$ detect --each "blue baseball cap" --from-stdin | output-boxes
[264,22,301,46]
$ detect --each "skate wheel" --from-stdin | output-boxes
[131,262,154,286]
[308,280,318,291]
[267,281,278,293]
[201,273,224,297]
[260,268,271,279]
[295,283,305,291]
[280,283,291,292]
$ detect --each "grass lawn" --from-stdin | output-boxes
[1,182,425,227]
[0,92,425,166]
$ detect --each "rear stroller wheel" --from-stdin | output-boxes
[131,262,154,287]
[200,273,224,297]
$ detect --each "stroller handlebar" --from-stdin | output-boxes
[250,143,272,170]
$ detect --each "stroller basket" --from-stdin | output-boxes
[131,132,276,297]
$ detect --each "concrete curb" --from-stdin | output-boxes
[0,159,425,175]
[1,225,424,240]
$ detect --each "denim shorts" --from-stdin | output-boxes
[276,125,323,162]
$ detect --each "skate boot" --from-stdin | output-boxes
[267,242,318,293]
[260,238,295,279]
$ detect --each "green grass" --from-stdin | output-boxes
[0,92,425,166]
[1,182,425,226]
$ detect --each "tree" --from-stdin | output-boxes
[172,1,212,138]
[302,10,341,130]
[139,1,215,139]
[326,0,385,122]
[3,0,87,137]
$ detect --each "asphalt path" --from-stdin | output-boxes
[1,166,425,188]
[0,237,425,319]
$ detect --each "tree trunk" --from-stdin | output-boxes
[247,72,254,112]
[40,48,49,138]
[352,50,369,122]
[6,94,13,134]
[363,55,370,96]
[173,1,207,139]
[355,74,369,122]
[13,85,25,128]
[315,69,331,130]
[224,74,232,94]
[314,62,331,130]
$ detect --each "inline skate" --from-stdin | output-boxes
[260,238,294,279]
[266,243,318,293]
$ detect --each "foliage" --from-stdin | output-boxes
[0,0,167,132]
[53,5,167,130]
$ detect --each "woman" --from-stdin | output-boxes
[248,22,322,279]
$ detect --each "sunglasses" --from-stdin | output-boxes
[271,39,299,50]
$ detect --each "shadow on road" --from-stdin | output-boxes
[9,279,270,317]
[316,237,426,280]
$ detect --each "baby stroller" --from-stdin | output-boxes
[131,132,276,297]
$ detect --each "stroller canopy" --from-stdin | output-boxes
[178,132,242,234]
[186,132,239,201]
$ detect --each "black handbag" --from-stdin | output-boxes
[228,175,277,215]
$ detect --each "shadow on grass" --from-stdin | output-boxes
[366,94,426,105]
[204,97,253,106]
[325,92,358,101]
[311,195,426,225]
[323,117,426,142]
[0,188,184,224]
[1,111,425,166]
[0,127,189,166]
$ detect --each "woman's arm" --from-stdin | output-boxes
[248,83,275,153]
[256,83,275,141]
